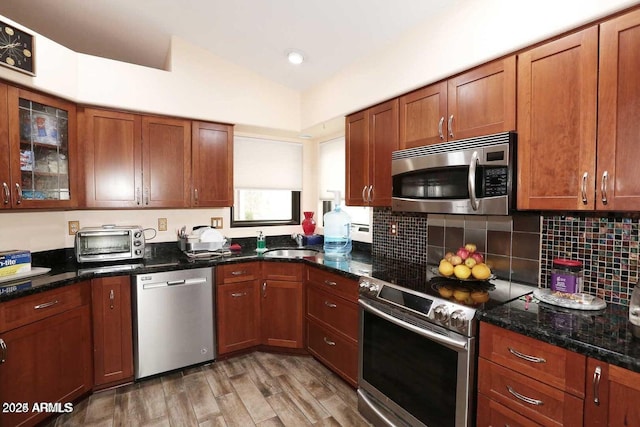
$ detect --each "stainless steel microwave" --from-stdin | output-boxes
[75,225,145,263]
[392,132,516,215]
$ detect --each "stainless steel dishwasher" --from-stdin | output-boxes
[133,267,215,380]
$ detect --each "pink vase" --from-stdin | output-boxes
[302,211,316,235]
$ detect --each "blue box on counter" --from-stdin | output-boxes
[0,250,32,277]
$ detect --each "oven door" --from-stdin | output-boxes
[358,299,475,427]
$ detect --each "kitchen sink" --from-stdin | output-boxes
[263,248,319,258]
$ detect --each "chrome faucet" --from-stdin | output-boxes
[291,233,304,248]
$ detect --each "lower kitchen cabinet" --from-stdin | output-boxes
[0,282,92,427]
[305,266,359,387]
[261,263,304,349]
[91,275,134,389]
[216,263,262,355]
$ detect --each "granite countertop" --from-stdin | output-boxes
[479,295,640,373]
[4,242,640,374]
[0,242,375,303]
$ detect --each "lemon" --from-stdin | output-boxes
[453,264,471,280]
[471,263,491,280]
[438,260,454,277]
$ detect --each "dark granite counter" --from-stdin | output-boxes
[0,240,375,302]
[479,295,640,373]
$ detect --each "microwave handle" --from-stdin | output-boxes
[468,151,480,211]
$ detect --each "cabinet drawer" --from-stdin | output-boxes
[478,358,583,427]
[479,322,585,397]
[306,284,358,341]
[263,262,303,281]
[0,282,90,332]
[307,320,358,387]
[306,267,358,303]
[217,262,261,284]
[477,392,542,427]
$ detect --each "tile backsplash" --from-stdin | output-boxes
[372,208,640,307]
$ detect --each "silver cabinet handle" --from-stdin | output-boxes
[324,301,337,308]
[144,187,149,205]
[438,116,445,140]
[109,289,115,309]
[0,338,6,364]
[448,114,454,138]
[506,385,544,406]
[194,188,199,203]
[136,187,141,205]
[581,172,589,204]
[508,347,546,363]
[262,282,267,298]
[231,270,247,276]
[15,183,22,204]
[600,171,609,205]
[367,185,374,202]
[2,182,9,205]
[468,151,480,211]
[231,292,247,298]
[323,280,337,287]
[34,300,59,310]
[593,365,602,406]
[361,186,367,202]
[323,337,336,346]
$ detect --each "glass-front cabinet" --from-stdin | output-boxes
[2,85,77,209]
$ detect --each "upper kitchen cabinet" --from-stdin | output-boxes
[517,27,598,211]
[1,85,78,209]
[191,121,234,207]
[596,9,640,211]
[399,56,516,149]
[345,98,398,206]
[81,108,191,208]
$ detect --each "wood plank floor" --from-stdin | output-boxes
[45,352,372,427]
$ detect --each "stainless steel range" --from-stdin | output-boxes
[357,261,532,427]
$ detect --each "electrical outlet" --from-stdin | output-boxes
[158,218,168,231]
[390,221,398,235]
[68,221,80,235]
[211,217,223,228]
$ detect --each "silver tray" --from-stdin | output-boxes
[533,288,606,311]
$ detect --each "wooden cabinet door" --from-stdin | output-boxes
[217,280,261,355]
[191,121,233,207]
[82,108,142,208]
[369,99,398,207]
[399,81,447,149]
[517,27,598,210]
[447,56,516,141]
[0,305,92,427]
[142,116,191,207]
[261,280,303,348]
[607,364,640,427]
[596,9,640,211]
[345,110,369,205]
[91,276,133,389]
[0,83,9,210]
[584,358,609,427]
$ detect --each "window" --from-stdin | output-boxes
[231,136,302,227]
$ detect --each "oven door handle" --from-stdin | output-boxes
[359,299,468,351]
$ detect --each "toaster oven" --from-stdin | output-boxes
[75,225,145,263]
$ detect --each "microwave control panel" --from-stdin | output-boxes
[483,167,508,196]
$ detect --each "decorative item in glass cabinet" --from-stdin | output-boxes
[302,211,316,235]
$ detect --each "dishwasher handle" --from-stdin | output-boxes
[142,277,208,290]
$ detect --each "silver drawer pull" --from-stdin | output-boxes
[508,347,546,364]
[231,292,247,298]
[324,301,337,308]
[323,337,336,346]
[324,280,337,287]
[109,289,115,309]
[231,270,247,276]
[2,182,9,205]
[0,338,6,363]
[593,366,602,406]
[506,385,544,406]
[34,300,59,310]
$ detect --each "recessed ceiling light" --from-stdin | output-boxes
[287,50,305,65]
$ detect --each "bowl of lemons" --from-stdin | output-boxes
[437,242,493,281]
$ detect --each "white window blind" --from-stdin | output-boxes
[318,137,345,200]
[234,137,303,190]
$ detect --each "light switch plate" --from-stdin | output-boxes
[158,218,168,231]
[68,221,79,235]
[211,217,223,228]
